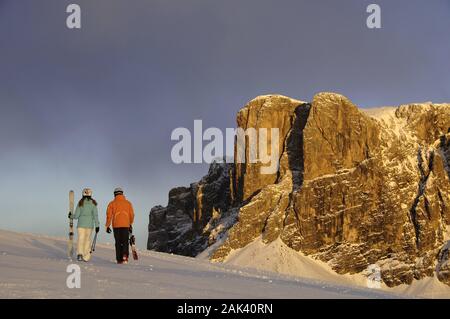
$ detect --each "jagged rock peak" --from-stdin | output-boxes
[246,94,305,105]
[148,92,450,287]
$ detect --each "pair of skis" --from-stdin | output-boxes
[67,190,98,259]
[67,190,75,258]
[67,190,138,261]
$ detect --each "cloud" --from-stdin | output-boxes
[0,0,449,239]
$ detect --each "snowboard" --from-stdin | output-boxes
[129,234,138,260]
[67,190,75,258]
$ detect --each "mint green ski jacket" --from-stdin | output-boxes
[73,198,100,229]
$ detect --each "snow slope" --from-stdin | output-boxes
[0,229,401,299]
[211,237,450,299]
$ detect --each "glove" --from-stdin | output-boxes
[129,225,133,233]
[95,227,99,233]
[106,227,112,234]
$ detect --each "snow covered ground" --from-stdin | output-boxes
[208,237,450,299]
[0,229,447,299]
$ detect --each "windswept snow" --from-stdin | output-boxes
[221,237,369,286]
[0,229,402,299]
[213,236,450,299]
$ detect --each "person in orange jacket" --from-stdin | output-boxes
[105,187,135,264]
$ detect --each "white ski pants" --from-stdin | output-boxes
[77,227,93,261]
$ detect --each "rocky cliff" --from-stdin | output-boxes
[148,92,450,287]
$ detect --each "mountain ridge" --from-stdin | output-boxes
[148,92,450,287]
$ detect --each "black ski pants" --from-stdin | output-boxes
[113,227,129,262]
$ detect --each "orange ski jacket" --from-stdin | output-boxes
[105,194,135,228]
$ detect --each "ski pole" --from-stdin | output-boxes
[90,232,98,253]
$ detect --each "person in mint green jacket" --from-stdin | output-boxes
[72,188,100,262]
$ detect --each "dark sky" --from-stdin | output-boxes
[1,0,449,245]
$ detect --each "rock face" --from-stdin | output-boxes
[233,95,306,203]
[147,161,235,256]
[148,92,450,287]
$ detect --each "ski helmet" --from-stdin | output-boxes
[82,188,93,197]
[114,187,123,195]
